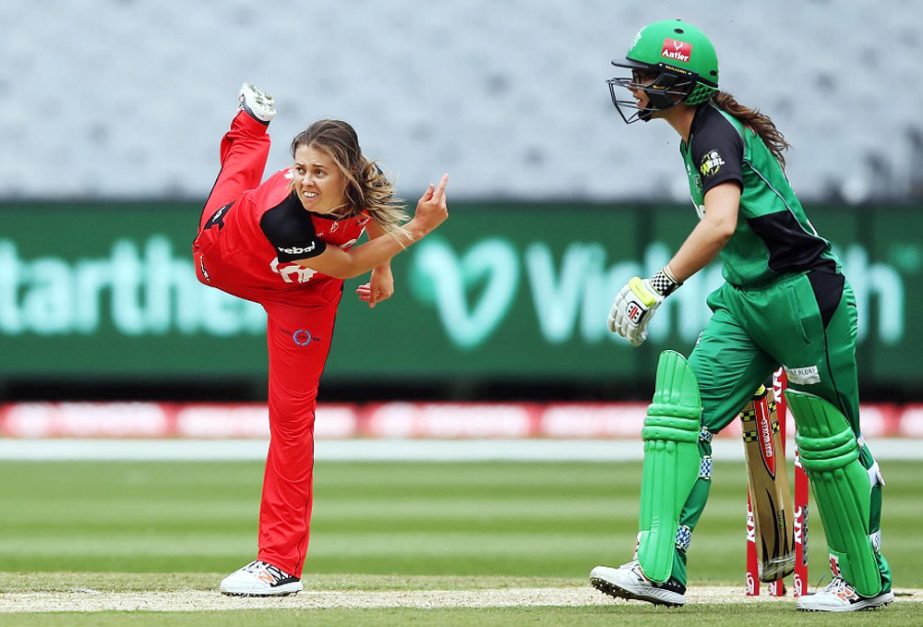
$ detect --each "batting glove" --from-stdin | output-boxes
[608,268,680,347]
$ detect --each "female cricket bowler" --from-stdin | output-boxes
[589,20,893,611]
[194,84,448,596]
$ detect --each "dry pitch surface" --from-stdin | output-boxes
[2,586,921,613]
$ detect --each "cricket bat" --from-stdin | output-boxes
[741,385,796,582]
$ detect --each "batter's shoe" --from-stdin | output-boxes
[219,560,303,597]
[590,561,685,607]
[238,83,276,123]
[797,576,893,612]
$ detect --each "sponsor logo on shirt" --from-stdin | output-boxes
[292,329,319,346]
[784,365,821,385]
[699,150,725,177]
[661,38,692,63]
[278,243,316,255]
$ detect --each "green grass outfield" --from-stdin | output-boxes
[0,459,920,624]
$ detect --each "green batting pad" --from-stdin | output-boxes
[788,390,882,597]
[637,351,703,583]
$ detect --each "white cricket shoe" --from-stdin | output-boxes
[590,561,685,607]
[238,83,276,123]
[219,560,303,597]
[797,576,893,612]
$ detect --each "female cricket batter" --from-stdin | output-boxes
[589,20,892,612]
[194,84,448,596]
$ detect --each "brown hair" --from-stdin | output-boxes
[290,120,407,231]
[713,91,791,170]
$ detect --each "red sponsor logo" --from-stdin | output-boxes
[627,302,643,323]
[746,504,756,542]
[757,410,775,474]
[661,38,692,63]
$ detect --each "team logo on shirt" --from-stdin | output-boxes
[699,150,725,177]
[270,258,317,283]
[661,38,692,63]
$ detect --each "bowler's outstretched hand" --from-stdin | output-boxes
[412,174,449,236]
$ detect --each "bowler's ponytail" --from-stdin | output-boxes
[357,158,407,231]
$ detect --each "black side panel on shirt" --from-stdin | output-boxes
[747,210,830,275]
[260,194,327,262]
[204,202,233,231]
[690,105,744,195]
[808,266,845,328]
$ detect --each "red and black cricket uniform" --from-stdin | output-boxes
[193,111,369,577]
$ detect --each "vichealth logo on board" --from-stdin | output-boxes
[408,235,907,350]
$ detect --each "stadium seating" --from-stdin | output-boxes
[0,0,920,202]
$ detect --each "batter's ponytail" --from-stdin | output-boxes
[713,91,791,170]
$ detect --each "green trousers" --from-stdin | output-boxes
[668,270,891,589]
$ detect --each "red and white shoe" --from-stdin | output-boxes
[238,83,276,123]
[797,576,893,612]
[219,560,303,597]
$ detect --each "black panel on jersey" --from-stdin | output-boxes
[204,201,233,230]
[747,210,830,275]
[690,105,744,195]
[808,265,845,328]
[259,193,327,262]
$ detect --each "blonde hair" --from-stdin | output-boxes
[290,120,408,232]
[713,91,791,170]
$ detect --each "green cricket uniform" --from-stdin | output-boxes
[666,102,890,588]
[681,102,850,431]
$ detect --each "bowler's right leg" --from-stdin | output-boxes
[197,84,275,234]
